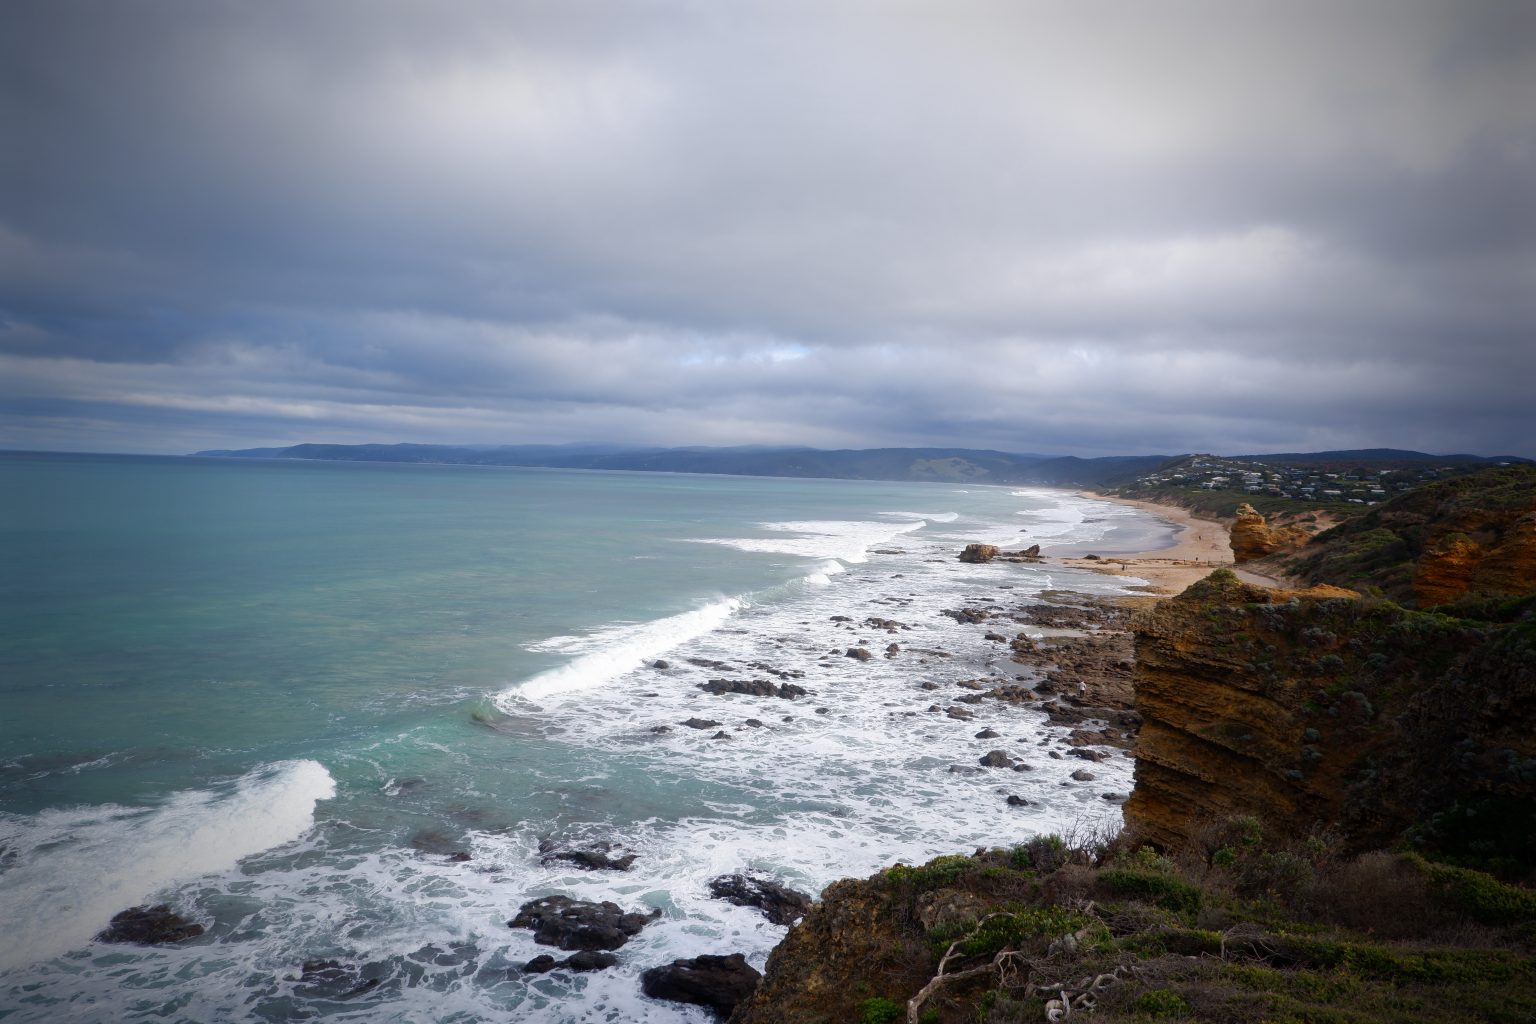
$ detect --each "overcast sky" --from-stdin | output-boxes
[2,1,1532,458]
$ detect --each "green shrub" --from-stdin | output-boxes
[1133,988,1192,1017]
[949,906,1089,958]
[856,996,904,1024]
[1099,869,1203,915]
[884,854,973,892]
[1416,858,1536,925]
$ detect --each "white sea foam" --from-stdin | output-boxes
[879,510,959,522]
[690,518,925,563]
[502,597,745,705]
[0,759,335,972]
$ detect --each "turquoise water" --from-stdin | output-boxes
[0,452,1171,1021]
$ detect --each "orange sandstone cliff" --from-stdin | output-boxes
[1126,562,1536,858]
[1229,503,1310,563]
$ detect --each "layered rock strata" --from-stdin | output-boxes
[1124,569,1536,854]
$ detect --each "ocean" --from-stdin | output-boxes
[0,451,1173,1022]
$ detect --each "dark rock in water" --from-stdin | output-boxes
[954,694,985,705]
[1071,769,1097,781]
[538,840,638,872]
[1102,792,1129,803]
[711,730,733,740]
[958,543,1000,563]
[641,953,762,1019]
[683,718,722,730]
[1049,750,1063,759]
[1006,795,1032,807]
[96,905,205,945]
[920,681,940,690]
[650,725,673,734]
[845,647,872,661]
[688,658,732,670]
[508,894,660,951]
[979,749,1015,768]
[1021,544,1041,558]
[1012,762,1035,772]
[652,660,670,670]
[525,950,620,973]
[945,706,975,721]
[975,728,1001,739]
[699,678,806,699]
[1069,748,1107,762]
[446,851,472,862]
[707,873,813,926]
[948,765,981,775]
[744,718,765,728]
[942,607,989,624]
[984,631,1008,642]
[830,615,852,622]
[885,643,900,655]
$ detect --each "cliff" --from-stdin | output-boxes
[1287,464,1536,608]
[1228,503,1310,563]
[1123,569,1536,863]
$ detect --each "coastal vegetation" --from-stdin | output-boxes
[734,466,1536,1022]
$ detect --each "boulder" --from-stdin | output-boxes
[978,750,1015,768]
[525,950,620,973]
[538,839,637,871]
[707,873,813,926]
[699,679,806,699]
[959,544,1000,563]
[508,895,660,951]
[844,647,872,661]
[641,953,762,1019]
[683,718,722,730]
[96,905,204,945]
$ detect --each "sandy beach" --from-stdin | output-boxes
[1058,491,1278,594]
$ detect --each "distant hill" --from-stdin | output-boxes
[193,442,1173,486]
[193,443,1525,489]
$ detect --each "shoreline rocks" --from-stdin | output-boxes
[641,953,762,1019]
[96,905,205,945]
[508,895,660,951]
[707,873,813,926]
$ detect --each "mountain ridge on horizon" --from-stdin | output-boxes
[191,442,1531,487]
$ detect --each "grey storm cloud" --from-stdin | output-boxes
[2,0,1533,456]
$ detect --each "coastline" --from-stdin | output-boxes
[1057,490,1238,594]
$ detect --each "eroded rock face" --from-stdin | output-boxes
[1229,503,1309,563]
[1413,512,1536,607]
[958,543,999,563]
[1123,569,1536,855]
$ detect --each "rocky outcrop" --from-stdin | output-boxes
[507,895,660,951]
[1229,503,1309,563]
[537,839,638,871]
[1413,512,1536,607]
[958,543,999,563]
[1292,465,1536,608]
[96,905,205,945]
[707,873,813,926]
[1123,569,1536,855]
[641,953,761,1018]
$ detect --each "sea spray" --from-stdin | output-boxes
[0,759,335,971]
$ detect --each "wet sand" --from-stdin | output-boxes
[1058,492,1280,594]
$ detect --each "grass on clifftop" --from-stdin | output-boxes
[842,821,1536,1024]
